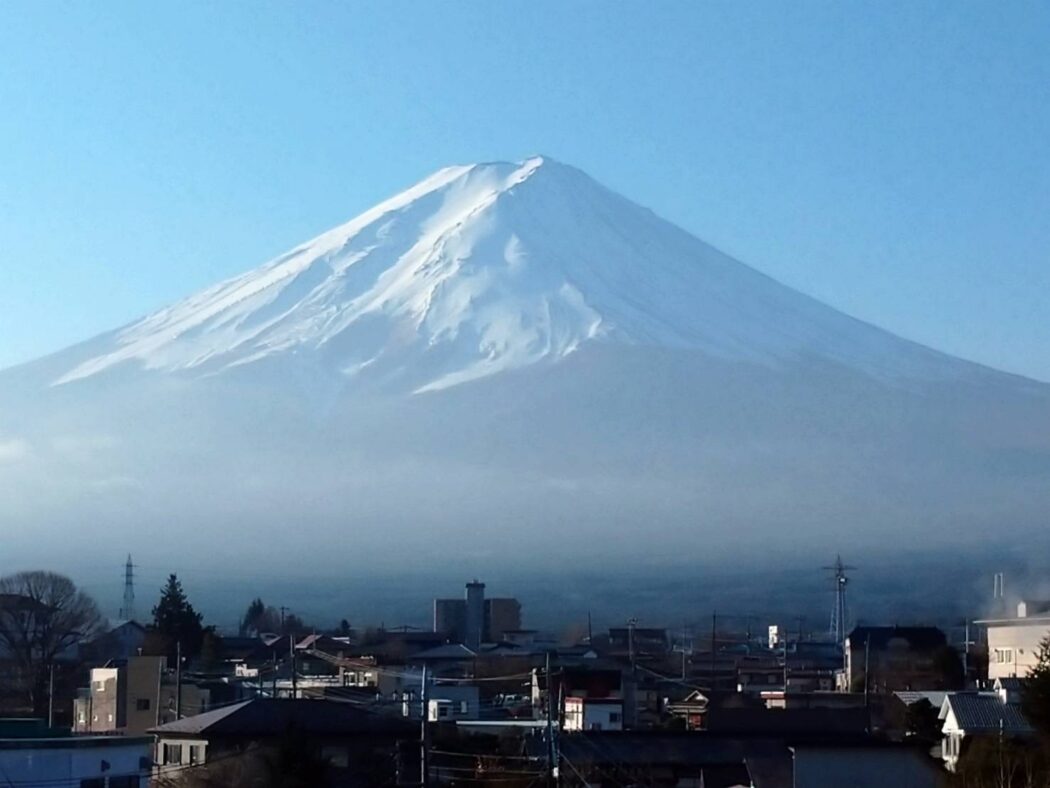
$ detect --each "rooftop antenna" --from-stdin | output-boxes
[993,572,1005,601]
[824,555,856,645]
[119,554,136,621]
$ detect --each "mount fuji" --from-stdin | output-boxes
[2,156,1049,587]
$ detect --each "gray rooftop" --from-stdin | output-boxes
[149,698,414,738]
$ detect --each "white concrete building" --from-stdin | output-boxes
[977,600,1050,680]
[563,697,623,732]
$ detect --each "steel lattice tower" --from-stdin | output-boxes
[119,554,136,621]
[824,555,855,644]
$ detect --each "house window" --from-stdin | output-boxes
[460,701,469,714]
[995,648,1015,664]
[189,744,203,764]
[136,698,151,711]
[609,712,621,723]
[164,743,183,765]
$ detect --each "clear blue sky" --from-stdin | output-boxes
[1,1,1048,380]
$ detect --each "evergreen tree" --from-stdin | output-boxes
[240,598,266,636]
[239,598,281,637]
[152,574,205,661]
[1022,634,1050,737]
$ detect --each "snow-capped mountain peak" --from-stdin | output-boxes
[56,156,957,391]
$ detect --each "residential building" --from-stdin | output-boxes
[150,698,415,785]
[664,689,709,730]
[563,696,624,731]
[425,684,482,722]
[410,684,480,720]
[74,655,210,735]
[976,600,1050,680]
[0,718,150,787]
[78,620,147,664]
[939,690,1034,771]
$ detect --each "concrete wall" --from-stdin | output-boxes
[125,656,163,734]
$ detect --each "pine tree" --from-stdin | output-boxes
[1022,635,1050,738]
[152,574,205,661]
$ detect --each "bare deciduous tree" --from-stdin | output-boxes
[0,571,102,714]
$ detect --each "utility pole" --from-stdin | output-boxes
[710,611,717,691]
[782,634,788,691]
[289,637,298,699]
[48,663,55,728]
[545,651,557,788]
[175,640,182,719]
[627,618,637,670]
[863,635,871,706]
[420,664,430,788]
[680,622,687,680]
[963,619,973,684]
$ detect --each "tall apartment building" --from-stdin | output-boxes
[433,581,522,647]
[485,597,522,642]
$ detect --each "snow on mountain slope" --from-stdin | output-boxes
[6,156,1050,582]
[55,156,967,393]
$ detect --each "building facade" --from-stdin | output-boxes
[433,582,522,645]
[74,656,210,735]
[977,601,1050,680]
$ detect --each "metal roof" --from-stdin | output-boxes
[940,693,1034,735]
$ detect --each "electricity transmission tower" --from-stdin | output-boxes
[119,554,136,621]
[824,555,855,644]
